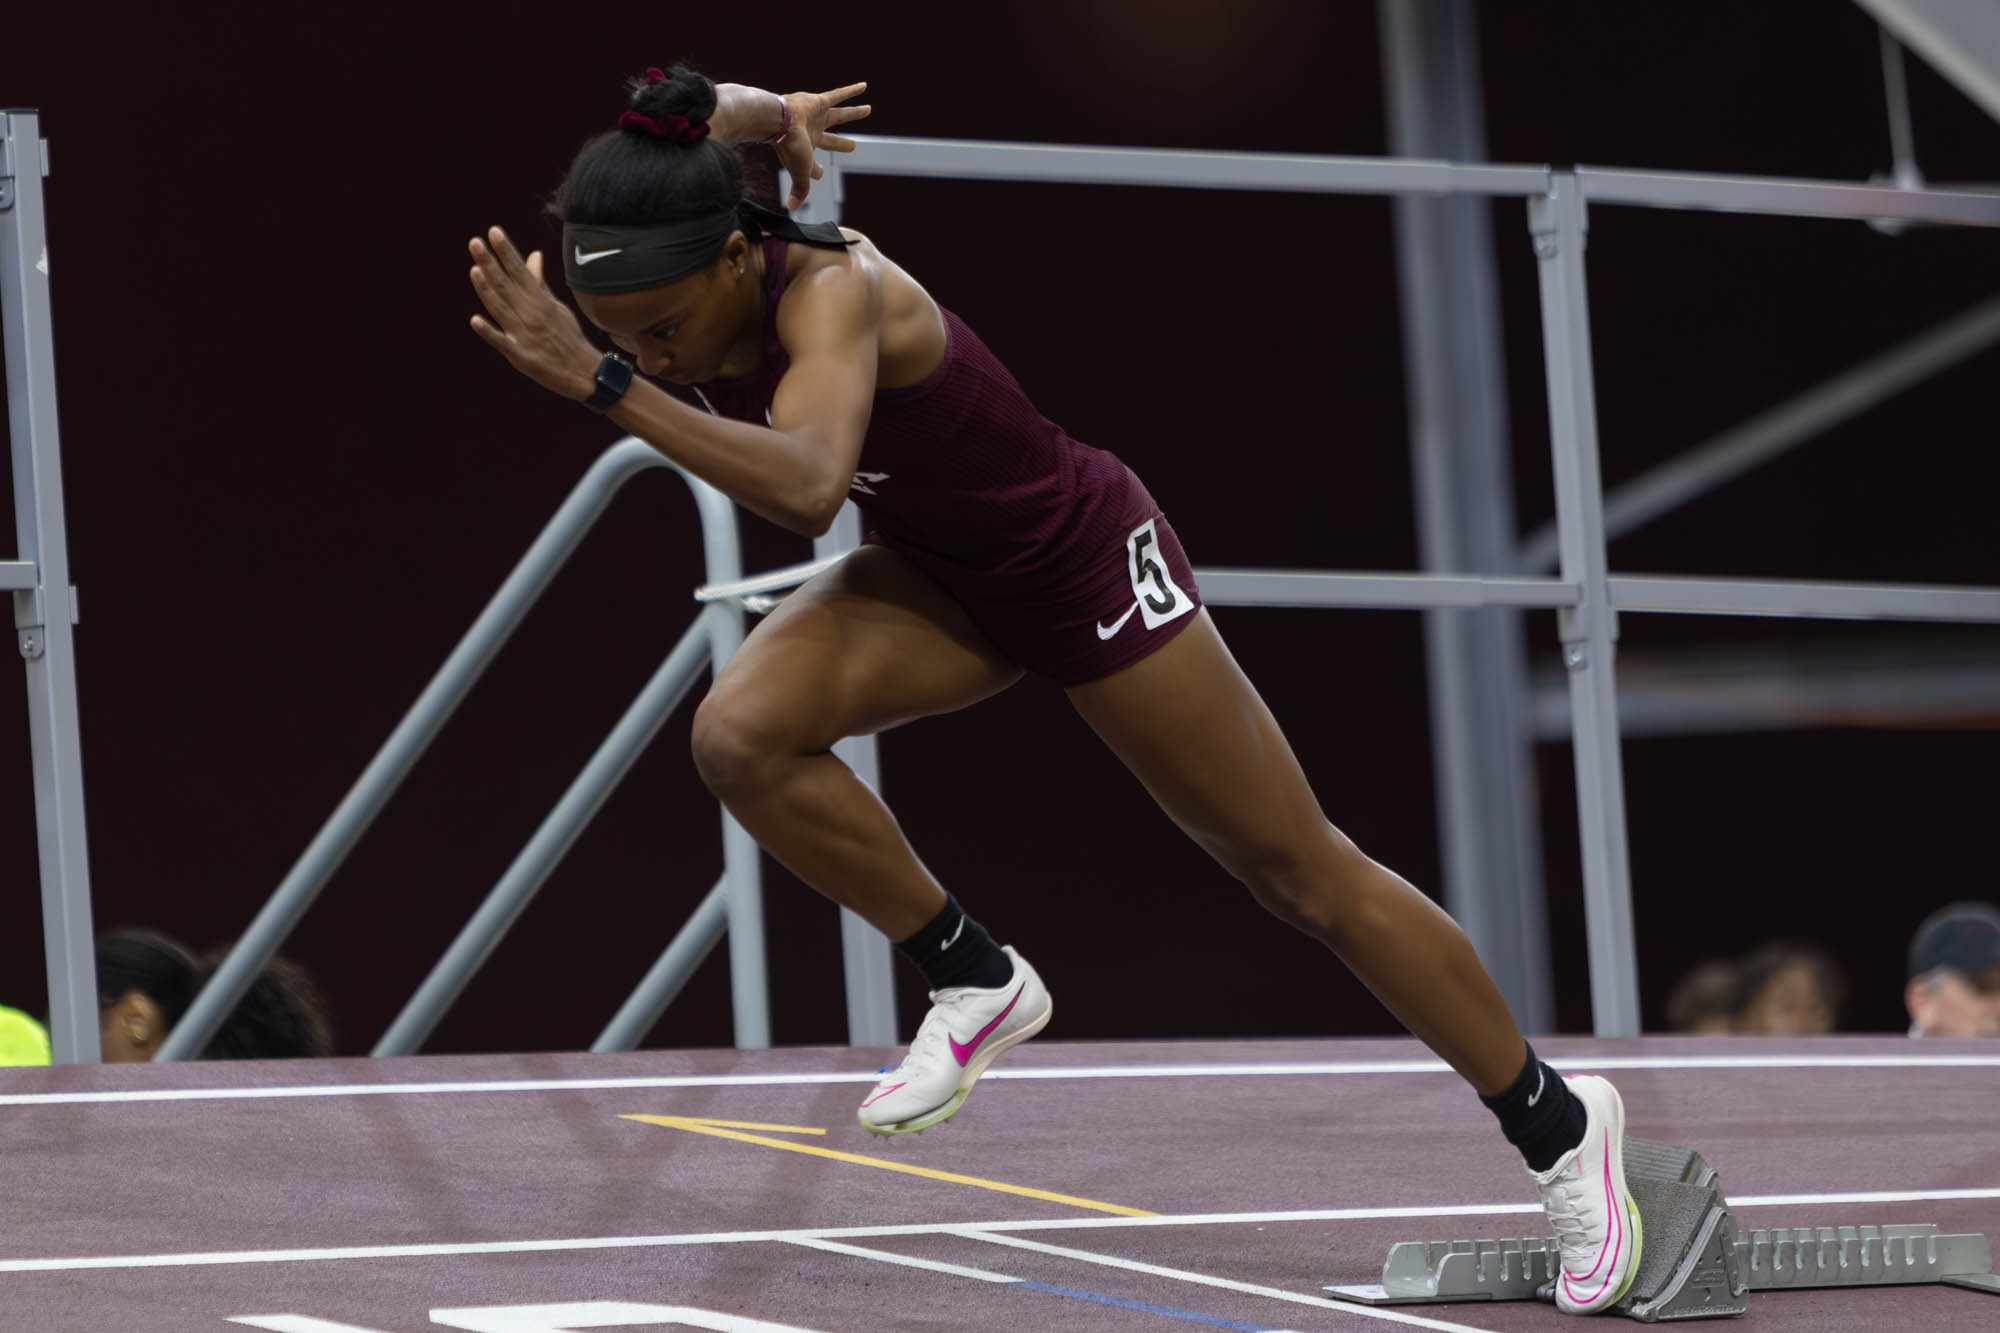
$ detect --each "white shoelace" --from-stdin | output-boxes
[891,995,971,1076]
[1539,1166,1595,1257]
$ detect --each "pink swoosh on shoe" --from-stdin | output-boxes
[861,1081,906,1109]
[1562,1137,1625,1304]
[949,986,1023,1067]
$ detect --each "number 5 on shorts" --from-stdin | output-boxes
[1127,518,1194,631]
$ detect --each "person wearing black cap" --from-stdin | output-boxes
[1905,903,2000,1038]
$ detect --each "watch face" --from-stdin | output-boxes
[586,353,634,412]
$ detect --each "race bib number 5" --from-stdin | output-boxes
[1126,518,1194,631]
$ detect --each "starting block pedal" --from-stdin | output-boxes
[1324,1135,1998,1321]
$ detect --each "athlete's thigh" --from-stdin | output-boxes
[709,544,1022,748]
[1065,610,1325,857]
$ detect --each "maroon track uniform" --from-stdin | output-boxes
[689,238,1202,685]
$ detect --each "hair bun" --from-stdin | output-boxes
[629,63,717,128]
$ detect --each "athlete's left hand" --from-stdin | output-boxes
[774,81,872,211]
[467,226,600,401]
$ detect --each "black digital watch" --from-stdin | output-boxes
[583,352,635,413]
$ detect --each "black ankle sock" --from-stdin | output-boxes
[894,894,1014,993]
[1480,1042,1588,1173]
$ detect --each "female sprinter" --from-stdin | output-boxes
[467,66,1640,1314]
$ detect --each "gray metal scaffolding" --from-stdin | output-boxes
[1379,0,1553,1035]
[806,132,2000,1037]
[4,109,100,1064]
[14,68,2000,1052]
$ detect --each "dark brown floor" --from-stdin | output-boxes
[1,1036,1995,1332]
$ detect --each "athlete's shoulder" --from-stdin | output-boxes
[772,251,881,371]
[778,231,944,382]
[785,229,880,289]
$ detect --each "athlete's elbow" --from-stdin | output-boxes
[794,480,852,538]
[797,501,843,539]
[772,429,859,536]
[764,493,839,539]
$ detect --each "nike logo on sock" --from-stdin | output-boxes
[1096,602,1139,639]
[1527,1066,1546,1107]
[948,986,1023,1066]
[938,916,967,952]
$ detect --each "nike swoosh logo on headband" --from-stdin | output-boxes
[573,246,623,265]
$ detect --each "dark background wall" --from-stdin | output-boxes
[3,1,1995,1056]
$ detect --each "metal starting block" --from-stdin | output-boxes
[1324,1136,1999,1321]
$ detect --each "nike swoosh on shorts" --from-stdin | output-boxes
[1096,602,1139,640]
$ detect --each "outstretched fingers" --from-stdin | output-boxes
[482,225,536,282]
[467,256,525,355]
[467,233,535,362]
[814,82,869,153]
[464,225,597,399]
[468,229,552,328]
[467,248,522,327]
[468,311,510,352]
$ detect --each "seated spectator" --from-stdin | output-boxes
[1906,902,2000,1038]
[1731,943,1844,1036]
[97,931,199,1060]
[97,929,335,1061]
[1666,959,1741,1034]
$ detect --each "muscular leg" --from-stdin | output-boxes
[1068,611,1525,1096]
[691,546,1022,941]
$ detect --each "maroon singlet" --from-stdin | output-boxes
[686,238,1201,685]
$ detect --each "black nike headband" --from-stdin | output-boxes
[561,200,853,294]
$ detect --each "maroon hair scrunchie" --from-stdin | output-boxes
[619,109,710,144]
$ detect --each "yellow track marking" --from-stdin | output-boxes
[638,1117,827,1135]
[622,1115,1156,1217]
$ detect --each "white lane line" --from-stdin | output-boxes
[954,1229,1489,1333]
[9,1187,1993,1275]
[0,1074,879,1107]
[3,1052,1995,1107]
[785,1237,1021,1283]
[1732,1188,2000,1208]
[978,1188,2000,1231]
[980,1204,1540,1231]
[0,1206,1541,1271]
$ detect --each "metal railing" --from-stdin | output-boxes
[156,439,773,1059]
[813,133,2000,1036]
[16,122,1999,1056]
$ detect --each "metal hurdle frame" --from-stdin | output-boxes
[799,135,2000,1038]
[154,441,773,1060]
[11,117,2000,1060]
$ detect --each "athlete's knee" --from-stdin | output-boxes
[1226,825,1382,944]
[690,688,799,795]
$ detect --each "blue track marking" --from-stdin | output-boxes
[1016,1280,1281,1330]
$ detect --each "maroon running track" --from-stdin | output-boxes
[1,1036,1994,1332]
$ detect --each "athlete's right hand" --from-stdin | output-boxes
[467,226,600,401]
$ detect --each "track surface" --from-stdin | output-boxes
[2,1036,1995,1331]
